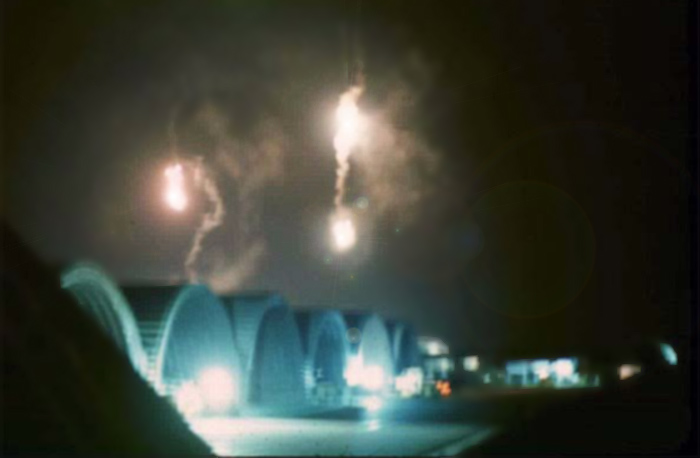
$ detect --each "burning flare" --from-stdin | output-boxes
[333,86,365,209]
[331,86,365,252]
[331,214,357,252]
[164,163,188,212]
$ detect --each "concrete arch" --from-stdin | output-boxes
[61,262,147,378]
[386,320,422,374]
[123,285,240,402]
[343,312,394,383]
[295,310,351,392]
[220,293,306,408]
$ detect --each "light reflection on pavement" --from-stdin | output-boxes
[189,416,495,456]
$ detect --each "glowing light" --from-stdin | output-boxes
[531,360,550,381]
[463,356,479,372]
[333,86,365,159]
[660,343,677,365]
[330,86,365,254]
[344,355,364,387]
[395,367,424,397]
[197,367,236,412]
[619,364,641,380]
[436,380,452,397]
[361,396,383,412]
[164,163,188,211]
[419,337,449,356]
[344,357,387,391]
[174,381,205,417]
[366,419,381,431]
[332,216,356,252]
[553,359,575,378]
[362,365,386,391]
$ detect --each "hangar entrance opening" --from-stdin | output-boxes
[249,307,306,410]
[310,323,348,406]
[313,326,346,384]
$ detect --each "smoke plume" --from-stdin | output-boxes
[184,158,225,282]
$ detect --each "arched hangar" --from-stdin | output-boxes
[61,262,147,378]
[295,309,350,404]
[342,312,394,389]
[220,293,306,409]
[386,320,422,374]
[122,284,241,415]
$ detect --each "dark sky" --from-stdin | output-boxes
[3,0,695,355]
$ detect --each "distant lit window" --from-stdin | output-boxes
[619,364,642,380]
[463,356,479,371]
[660,343,677,366]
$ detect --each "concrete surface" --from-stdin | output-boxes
[189,417,496,456]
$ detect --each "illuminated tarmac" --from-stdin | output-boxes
[190,416,496,456]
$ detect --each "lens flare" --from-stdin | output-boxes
[164,163,187,211]
[332,216,356,252]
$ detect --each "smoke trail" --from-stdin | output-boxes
[207,239,266,293]
[184,158,225,282]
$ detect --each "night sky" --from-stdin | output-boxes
[4,0,694,355]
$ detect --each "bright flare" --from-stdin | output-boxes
[332,216,357,252]
[330,86,364,254]
[197,367,236,412]
[164,163,188,211]
[333,86,365,161]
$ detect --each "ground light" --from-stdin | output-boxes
[344,355,364,387]
[394,367,424,397]
[361,366,386,391]
[197,367,236,412]
[436,380,452,397]
[553,359,575,378]
[344,356,389,392]
[175,381,205,417]
[174,366,236,418]
[360,395,383,412]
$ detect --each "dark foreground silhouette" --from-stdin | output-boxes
[1,223,211,455]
